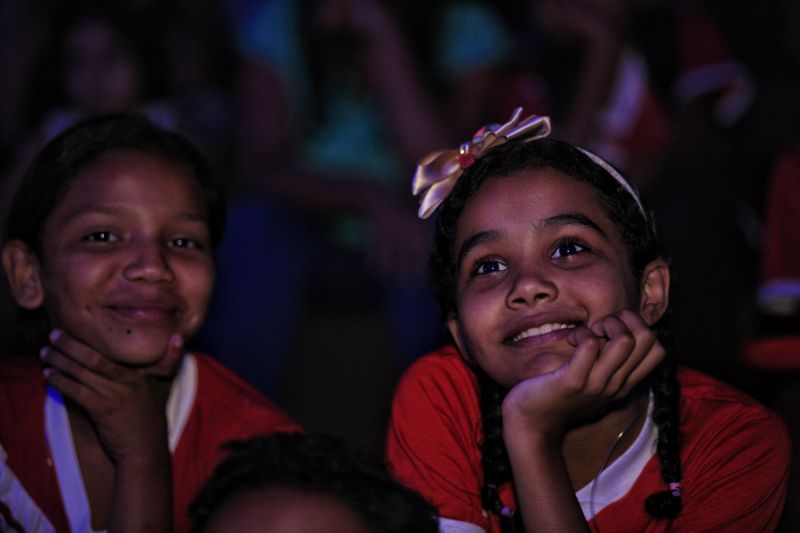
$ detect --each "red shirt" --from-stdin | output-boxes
[386,346,790,532]
[0,353,299,532]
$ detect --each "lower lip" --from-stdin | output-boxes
[107,306,177,325]
[506,327,574,347]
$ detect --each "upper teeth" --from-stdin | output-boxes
[510,323,575,343]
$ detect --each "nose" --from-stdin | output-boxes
[123,240,175,283]
[506,267,557,308]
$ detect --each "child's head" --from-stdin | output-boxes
[2,112,226,363]
[189,432,438,533]
[429,135,664,327]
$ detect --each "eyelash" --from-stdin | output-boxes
[171,238,204,250]
[470,256,507,276]
[81,231,118,243]
[551,238,589,259]
[80,232,205,250]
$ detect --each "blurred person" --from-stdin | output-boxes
[199,0,514,395]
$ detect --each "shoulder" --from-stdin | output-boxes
[678,366,789,443]
[678,366,787,429]
[0,354,45,398]
[677,366,790,483]
[387,346,489,530]
[392,346,480,417]
[667,368,791,529]
[191,353,299,433]
[397,345,478,392]
[388,345,482,457]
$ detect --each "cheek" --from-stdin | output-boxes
[180,260,215,313]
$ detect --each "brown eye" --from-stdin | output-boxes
[473,259,507,275]
[171,237,203,250]
[82,231,118,242]
[552,241,586,259]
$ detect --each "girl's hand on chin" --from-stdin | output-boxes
[39,330,184,463]
[501,309,665,436]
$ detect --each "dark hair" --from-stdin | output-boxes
[3,112,226,348]
[429,138,682,530]
[189,432,438,533]
[4,111,226,253]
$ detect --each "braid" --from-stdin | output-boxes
[477,369,523,532]
[644,357,683,518]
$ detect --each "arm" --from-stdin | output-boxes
[535,0,627,145]
[40,330,184,533]
[502,310,665,532]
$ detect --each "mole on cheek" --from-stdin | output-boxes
[126,329,133,335]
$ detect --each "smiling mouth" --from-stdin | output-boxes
[506,323,577,344]
[107,305,179,324]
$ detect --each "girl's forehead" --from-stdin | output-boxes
[55,150,207,218]
[457,169,613,234]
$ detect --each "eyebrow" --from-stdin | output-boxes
[455,212,607,267]
[540,212,606,236]
[456,229,501,268]
[65,206,207,223]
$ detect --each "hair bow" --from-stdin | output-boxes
[411,107,551,219]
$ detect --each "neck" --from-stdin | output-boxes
[562,388,649,491]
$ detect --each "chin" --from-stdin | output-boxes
[100,332,177,368]
[518,352,569,380]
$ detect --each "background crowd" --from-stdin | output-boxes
[0,0,798,528]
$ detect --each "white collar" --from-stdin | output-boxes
[576,393,658,520]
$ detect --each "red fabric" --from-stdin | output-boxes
[0,353,299,533]
[0,355,70,532]
[741,337,800,371]
[760,140,800,285]
[386,346,791,532]
[678,8,733,72]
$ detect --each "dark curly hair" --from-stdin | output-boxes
[429,138,682,530]
[189,432,438,533]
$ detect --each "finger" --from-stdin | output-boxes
[43,366,103,410]
[142,334,184,378]
[600,311,660,395]
[584,315,639,394]
[561,325,603,389]
[48,329,123,381]
[40,344,113,397]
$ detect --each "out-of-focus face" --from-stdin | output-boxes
[447,169,639,388]
[64,17,141,114]
[37,149,214,366]
[203,486,369,533]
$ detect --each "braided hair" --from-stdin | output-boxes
[429,138,683,530]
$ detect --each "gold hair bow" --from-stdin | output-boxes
[411,107,551,219]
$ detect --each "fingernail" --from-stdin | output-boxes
[48,329,61,343]
[39,346,48,360]
[171,334,184,351]
[42,367,52,379]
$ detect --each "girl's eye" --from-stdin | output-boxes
[473,259,508,275]
[81,231,118,243]
[552,241,586,259]
[171,238,203,250]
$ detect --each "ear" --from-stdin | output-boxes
[638,259,670,326]
[446,314,474,363]
[2,240,45,310]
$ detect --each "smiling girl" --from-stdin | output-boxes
[0,113,298,532]
[385,109,790,532]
